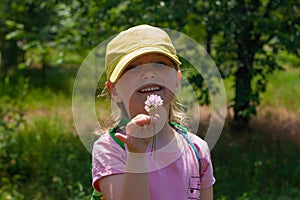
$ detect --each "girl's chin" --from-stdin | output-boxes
[127,106,148,116]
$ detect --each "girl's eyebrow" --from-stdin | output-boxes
[129,61,142,66]
[150,58,169,64]
[156,60,176,67]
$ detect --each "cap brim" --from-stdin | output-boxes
[109,47,181,83]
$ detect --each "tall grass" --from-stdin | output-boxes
[0,73,92,199]
[1,115,91,200]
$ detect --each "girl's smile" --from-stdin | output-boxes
[138,83,162,94]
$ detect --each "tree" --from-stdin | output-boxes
[220,0,299,130]
[0,0,56,82]
[0,0,93,87]
[187,0,299,130]
[0,0,25,79]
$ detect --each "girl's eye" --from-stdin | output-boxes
[125,65,138,72]
[154,62,174,69]
[155,61,167,65]
[153,63,165,68]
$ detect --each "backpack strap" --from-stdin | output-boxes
[90,189,103,200]
[169,121,201,162]
[109,128,125,151]
[108,118,131,152]
[169,122,202,200]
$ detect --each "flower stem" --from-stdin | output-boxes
[151,124,157,159]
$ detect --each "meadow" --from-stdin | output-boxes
[1,54,300,199]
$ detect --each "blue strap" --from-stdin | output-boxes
[169,122,201,162]
[177,129,201,161]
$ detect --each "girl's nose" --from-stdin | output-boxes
[140,66,156,79]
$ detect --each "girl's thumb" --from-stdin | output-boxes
[149,114,160,125]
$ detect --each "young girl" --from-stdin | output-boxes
[92,24,215,200]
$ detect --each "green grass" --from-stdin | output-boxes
[277,51,300,69]
[260,67,300,114]
[223,66,300,114]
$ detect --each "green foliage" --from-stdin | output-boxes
[0,72,91,199]
[277,51,300,68]
[184,0,299,128]
[0,76,29,199]
[0,78,91,198]
[0,116,92,199]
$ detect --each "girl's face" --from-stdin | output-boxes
[106,53,181,118]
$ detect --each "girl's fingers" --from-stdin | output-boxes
[114,133,127,143]
[115,132,150,153]
[133,114,159,126]
[149,114,160,125]
[114,114,160,153]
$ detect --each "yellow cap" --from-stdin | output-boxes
[105,24,181,83]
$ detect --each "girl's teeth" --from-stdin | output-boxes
[140,87,160,92]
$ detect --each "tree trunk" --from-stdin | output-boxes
[233,66,251,130]
[206,32,212,55]
[0,38,19,80]
[41,55,47,87]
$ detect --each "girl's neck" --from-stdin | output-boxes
[155,121,176,149]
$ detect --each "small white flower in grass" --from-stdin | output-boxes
[144,94,163,159]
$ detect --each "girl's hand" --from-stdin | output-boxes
[115,114,159,153]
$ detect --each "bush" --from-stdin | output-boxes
[1,77,92,199]
[1,115,92,199]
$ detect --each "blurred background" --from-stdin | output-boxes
[0,0,299,199]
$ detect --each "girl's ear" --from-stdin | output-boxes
[105,81,113,95]
[176,70,182,90]
[172,70,181,94]
[177,70,182,82]
[105,81,122,102]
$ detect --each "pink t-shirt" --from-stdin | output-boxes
[92,130,215,199]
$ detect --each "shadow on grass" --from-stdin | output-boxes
[208,108,300,199]
[19,65,79,95]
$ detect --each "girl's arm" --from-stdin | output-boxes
[98,114,157,200]
[200,186,213,200]
[99,174,124,200]
[99,170,150,200]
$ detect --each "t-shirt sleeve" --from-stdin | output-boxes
[191,134,216,189]
[92,133,126,192]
